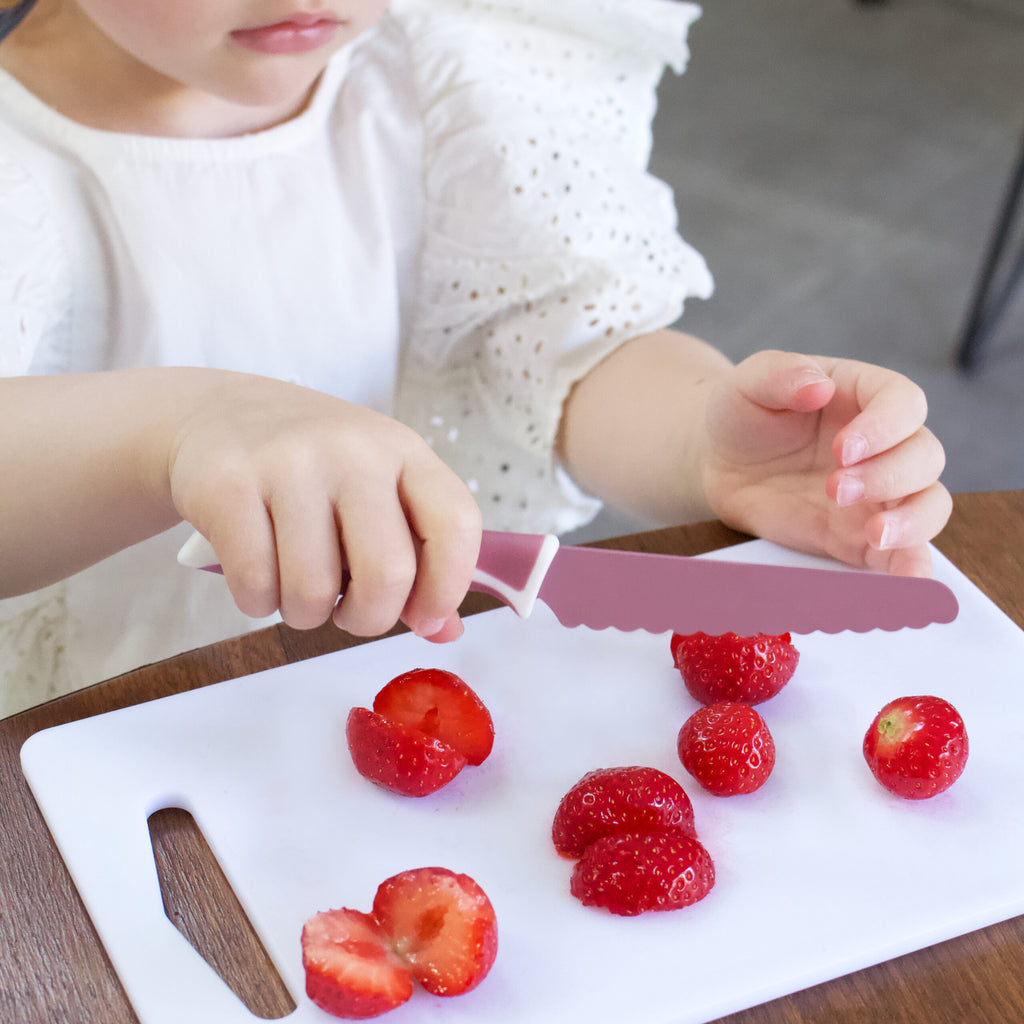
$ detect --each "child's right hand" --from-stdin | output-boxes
[166,373,482,641]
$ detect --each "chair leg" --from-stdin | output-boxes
[956,132,1024,371]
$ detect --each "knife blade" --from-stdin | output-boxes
[178,529,958,635]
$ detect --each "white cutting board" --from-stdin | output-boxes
[21,541,1024,1024]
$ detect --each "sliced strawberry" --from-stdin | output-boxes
[677,701,776,796]
[551,766,697,859]
[570,832,715,916]
[671,631,800,705]
[301,907,413,1019]
[346,707,467,797]
[863,694,969,799]
[372,867,498,997]
[373,668,494,766]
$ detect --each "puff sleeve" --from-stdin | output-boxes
[0,155,71,376]
[390,0,713,534]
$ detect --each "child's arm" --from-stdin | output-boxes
[557,330,952,577]
[0,369,481,640]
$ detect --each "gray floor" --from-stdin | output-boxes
[570,0,1024,541]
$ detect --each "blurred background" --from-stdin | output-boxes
[570,0,1024,541]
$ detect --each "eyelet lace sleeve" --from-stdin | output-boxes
[0,154,72,376]
[391,0,713,534]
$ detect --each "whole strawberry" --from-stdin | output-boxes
[570,832,715,916]
[671,631,799,705]
[863,695,969,799]
[677,701,775,796]
[551,766,697,859]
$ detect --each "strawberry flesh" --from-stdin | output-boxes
[863,694,969,799]
[301,908,413,1019]
[372,668,494,766]
[677,701,776,796]
[372,866,498,997]
[671,631,799,705]
[346,707,467,797]
[551,765,697,859]
[570,832,715,916]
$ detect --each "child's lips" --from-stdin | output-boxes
[230,13,343,55]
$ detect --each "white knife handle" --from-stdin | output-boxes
[471,530,560,618]
[176,529,560,619]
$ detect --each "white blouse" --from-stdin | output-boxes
[0,0,713,715]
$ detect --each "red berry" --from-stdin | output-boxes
[301,908,413,1019]
[862,695,969,799]
[677,701,776,796]
[346,707,467,797]
[551,766,697,859]
[373,668,494,766]
[671,631,799,705]
[301,867,497,1018]
[570,832,715,916]
[347,668,493,796]
[372,867,498,997]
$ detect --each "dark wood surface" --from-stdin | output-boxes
[1,491,1022,1023]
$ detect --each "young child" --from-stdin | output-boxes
[0,0,950,716]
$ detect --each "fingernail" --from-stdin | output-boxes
[412,617,447,638]
[835,474,864,507]
[878,520,899,550]
[841,434,869,467]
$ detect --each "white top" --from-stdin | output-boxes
[0,0,713,715]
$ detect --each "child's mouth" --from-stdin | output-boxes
[230,14,343,55]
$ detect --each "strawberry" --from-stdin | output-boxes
[372,866,498,997]
[551,766,697,859]
[302,868,498,1019]
[862,695,969,799]
[570,832,715,916]
[301,908,413,1019]
[677,701,776,796]
[347,668,494,796]
[372,668,494,766]
[346,707,467,797]
[671,631,799,705]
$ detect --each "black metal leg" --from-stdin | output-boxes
[956,131,1024,371]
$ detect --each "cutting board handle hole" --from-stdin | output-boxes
[148,806,297,1019]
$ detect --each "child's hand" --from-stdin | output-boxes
[167,374,482,640]
[701,350,952,577]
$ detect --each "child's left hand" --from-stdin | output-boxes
[701,350,952,577]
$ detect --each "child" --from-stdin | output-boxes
[0,0,950,716]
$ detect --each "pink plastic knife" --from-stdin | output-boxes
[178,529,957,635]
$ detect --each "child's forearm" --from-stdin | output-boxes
[556,328,734,526]
[0,368,223,597]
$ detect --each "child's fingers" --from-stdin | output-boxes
[828,426,946,508]
[331,499,419,638]
[829,363,929,467]
[865,482,954,557]
[398,458,483,640]
[208,496,282,620]
[271,489,346,630]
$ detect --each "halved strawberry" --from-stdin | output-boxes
[372,867,498,997]
[347,668,494,797]
[677,701,776,796]
[671,631,799,705]
[570,832,715,916]
[551,766,697,859]
[373,668,494,766]
[346,707,467,797]
[301,907,413,1019]
[302,868,497,1018]
[863,694,969,799]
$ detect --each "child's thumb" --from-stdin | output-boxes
[734,350,835,413]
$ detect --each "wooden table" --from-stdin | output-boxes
[2,490,1022,1024]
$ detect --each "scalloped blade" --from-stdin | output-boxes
[537,546,958,635]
